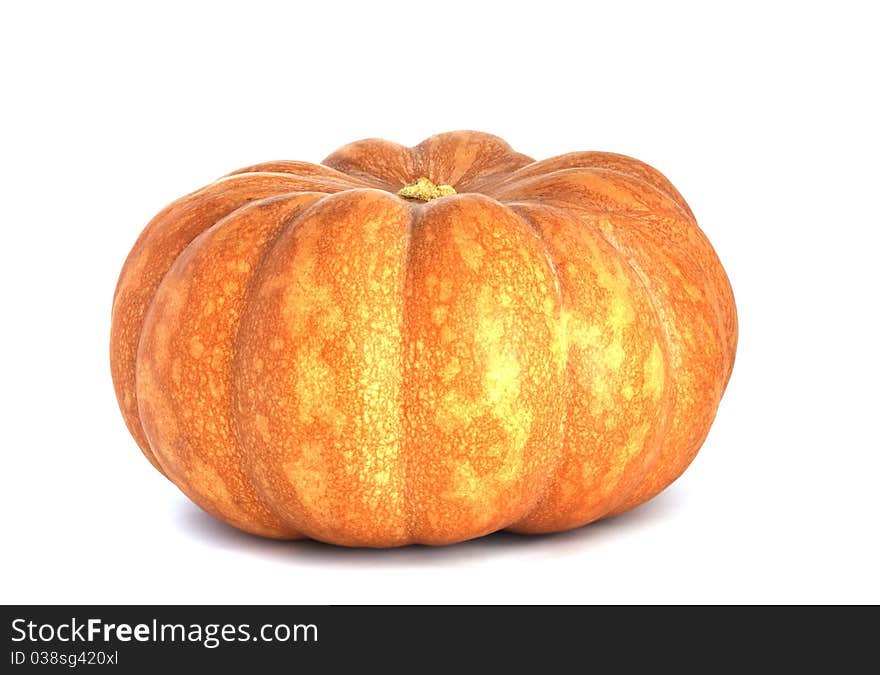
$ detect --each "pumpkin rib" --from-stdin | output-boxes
[228,192,339,542]
[229,193,335,540]
[230,194,329,539]
[400,194,566,544]
[488,167,684,219]
[496,204,570,526]
[530,192,735,389]
[137,193,324,538]
[578,212,726,513]
[322,139,418,190]
[504,202,674,531]
[112,174,330,474]
[484,152,696,220]
[412,130,535,191]
[225,193,337,538]
[490,166,735,385]
[230,192,347,540]
[223,160,381,188]
[222,171,376,193]
[573,152,696,221]
[231,191,345,539]
[579,162,735,385]
[113,172,370,476]
[561,210,678,516]
[612,208,735,387]
[233,190,413,546]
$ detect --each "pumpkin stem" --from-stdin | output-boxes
[397,177,456,202]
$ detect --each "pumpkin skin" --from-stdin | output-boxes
[110,131,737,547]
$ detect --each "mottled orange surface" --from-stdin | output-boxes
[110,131,737,546]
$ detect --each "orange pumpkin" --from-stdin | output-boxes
[110,131,737,547]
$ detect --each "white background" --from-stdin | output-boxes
[2,1,877,604]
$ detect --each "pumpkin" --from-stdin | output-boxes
[111,131,737,547]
